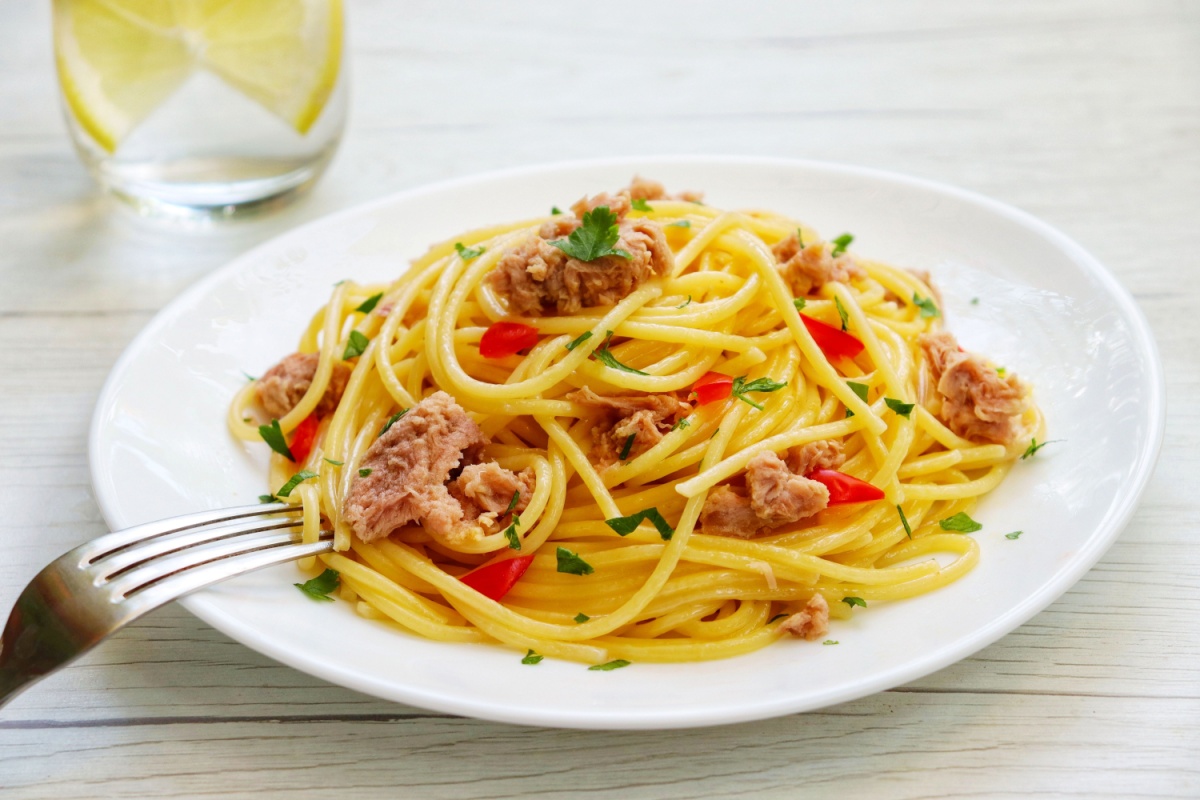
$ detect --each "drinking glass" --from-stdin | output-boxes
[52,0,347,217]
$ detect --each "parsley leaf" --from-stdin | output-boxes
[842,596,867,608]
[676,295,692,309]
[605,507,675,541]
[940,512,982,533]
[912,293,940,319]
[565,330,593,351]
[885,397,914,418]
[295,568,339,601]
[835,296,850,331]
[593,331,648,375]
[666,220,691,229]
[845,381,870,418]
[343,330,369,359]
[379,409,408,437]
[503,520,521,550]
[1021,438,1061,460]
[243,371,257,382]
[630,198,653,212]
[971,297,980,305]
[556,547,594,576]
[548,206,631,262]
[831,233,854,256]
[355,292,383,314]
[550,206,563,215]
[258,494,278,503]
[795,228,805,248]
[671,417,691,432]
[731,376,788,410]
[521,649,543,665]
[454,242,485,260]
[619,433,636,461]
[358,468,372,478]
[574,612,590,623]
[323,457,344,466]
[258,419,296,462]
[897,505,913,539]
[505,491,521,515]
[588,659,630,671]
[823,639,839,645]
[277,469,318,498]
[1005,531,1024,540]
[767,613,788,624]
[793,297,807,311]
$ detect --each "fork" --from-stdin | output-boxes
[0,502,334,710]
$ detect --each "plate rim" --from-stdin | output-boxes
[88,155,1166,728]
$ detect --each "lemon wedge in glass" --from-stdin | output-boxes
[53,0,343,153]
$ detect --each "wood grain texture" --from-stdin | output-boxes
[1,0,1198,797]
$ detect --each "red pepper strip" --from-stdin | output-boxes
[808,469,885,505]
[288,414,320,464]
[480,322,540,358]
[801,315,865,361]
[690,371,733,405]
[459,555,535,601]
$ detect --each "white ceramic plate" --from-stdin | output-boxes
[89,157,1164,729]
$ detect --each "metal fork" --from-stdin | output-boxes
[0,502,334,710]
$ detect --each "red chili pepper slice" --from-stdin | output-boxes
[801,315,865,361]
[288,414,320,464]
[690,372,733,405]
[480,322,540,358]
[459,555,535,601]
[808,469,885,505]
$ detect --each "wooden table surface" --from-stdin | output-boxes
[2,1,1197,797]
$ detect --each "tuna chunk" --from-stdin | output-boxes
[920,331,1027,445]
[700,445,838,537]
[343,391,533,545]
[256,352,351,419]
[488,185,676,316]
[567,387,691,466]
[779,594,830,640]
[772,233,865,296]
[624,175,704,204]
[745,451,830,526]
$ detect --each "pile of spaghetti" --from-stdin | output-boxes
[228,178,1043,666]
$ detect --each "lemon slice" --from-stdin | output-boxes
[53,0,342,153]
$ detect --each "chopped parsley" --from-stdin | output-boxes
[323,457,344,466]
[970,297,980,305]
[845,381,870,418]
[342,330,369,360]
[258,419,296,462]
[556,547,594,576]
[619,433,636,461]
[835,296,850,331]
[768,613,788,624]
[574,612,590,623]
[842,596,867,609]
[671,417,691,432]
[1021,438,1061,460]
[666,220,691,229]
[358,468,372,478]
[940,512,982,533]
[593,331,648,375]
[521,649,543,665]
[793,297,807,311]
[588,659,630,671]
[731,376,788,410]
[913,293,940,319]
[830,233,854,256]
[506,491,521,515]
[242,371,257,382]
[897,504,913,539]
[258,494,278,503]
[676,295,692,309]
[605,507,675,541]
[548,206,631,262]
[565,330,594,351]
[630,197,653,212]
[295,568,339,601]
[884,397,914,418]
[454,242,485,260]
[379,409,408,437]
[997,366,1007,377]
[823,639,839,646]
[550,206,563,215]
[503,519,521,550]
[276,469,318,498]
[355,292,383,314]
[1005,531,1024,540]
[795,228,805,248]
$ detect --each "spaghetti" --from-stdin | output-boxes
[227,179,1043,665]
